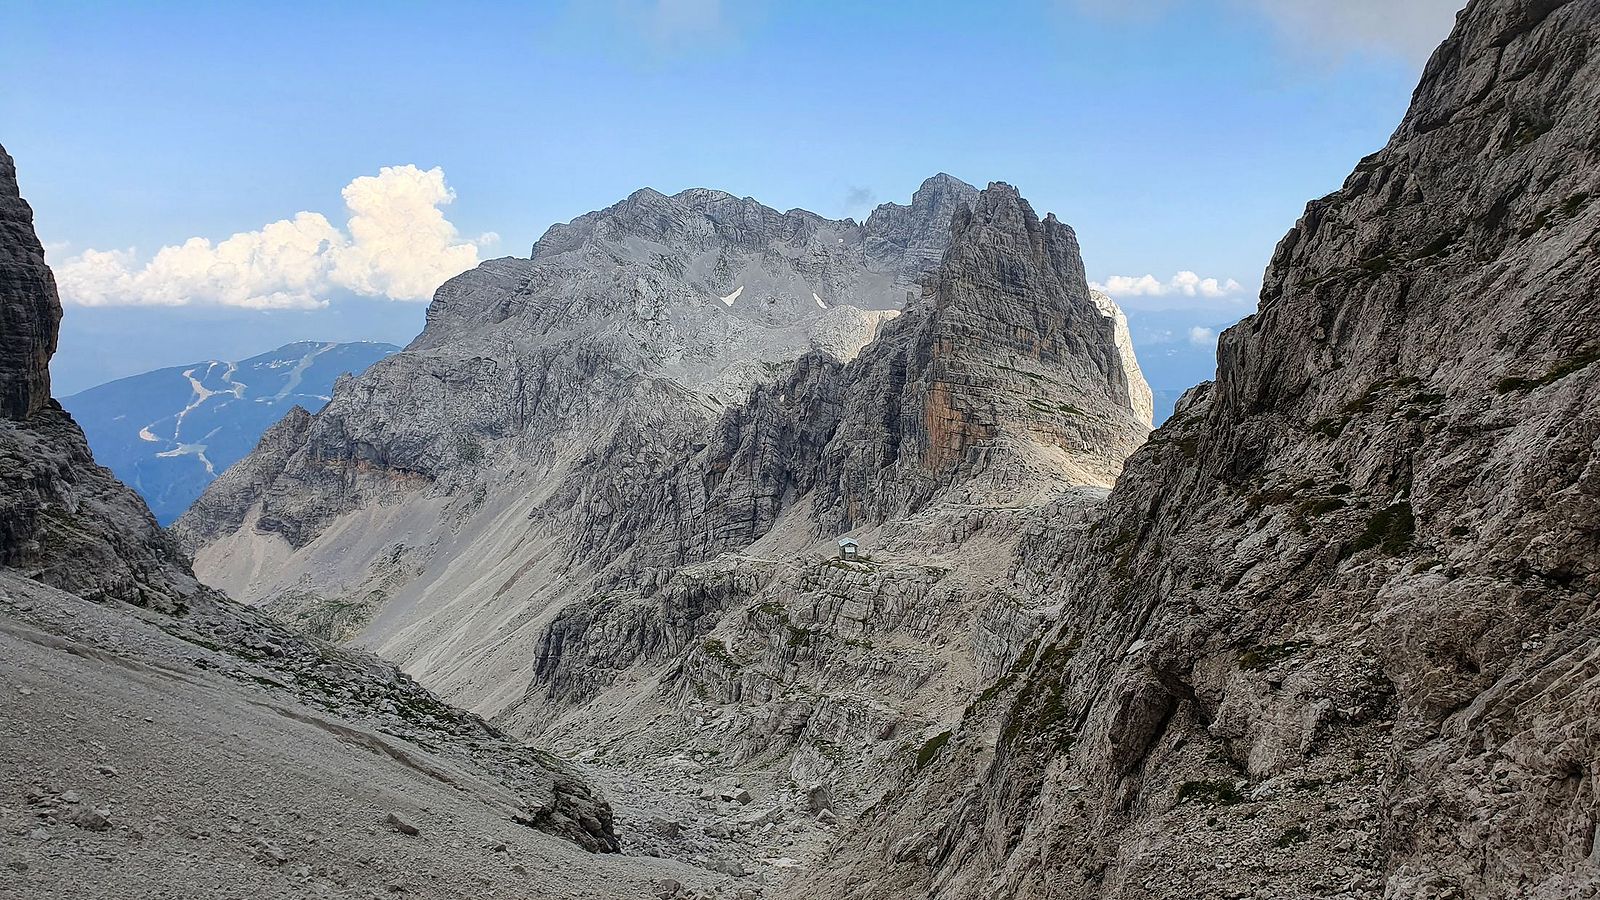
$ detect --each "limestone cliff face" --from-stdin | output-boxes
[809,183,1150,531]
[0,143,197,611]
[798,2,1600,898]
[0,145,60,422]
[540,183,1152,588]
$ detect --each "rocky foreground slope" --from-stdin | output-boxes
[0,144,761,899]
[796,1,1600,898]
[176,173,1154,886]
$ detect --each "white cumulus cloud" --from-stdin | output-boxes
[1091,271,1245,299]
[1188,325,1216,345]
[55,165,488,310]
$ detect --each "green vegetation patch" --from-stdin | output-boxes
[1505,112,1554,151]
[1496,346,1600,394]
[1359,501,1417,555]
[701,638,738,666]
[971,635,1043,710]
[1349,501,1416,557]
[1000,638,1080,750]
[916,730,953,770]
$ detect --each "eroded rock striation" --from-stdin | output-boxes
[0,145,59,422]
[798,2,1600,898]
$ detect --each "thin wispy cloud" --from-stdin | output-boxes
[1240,0,1466,63]
[1070,0,1466,62]
[842,186,876,213]
[54,165,493,310]
[1092,271,1245,299]
[642,0,725,48]
[585,0,752,56]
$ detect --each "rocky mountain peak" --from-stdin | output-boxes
[863,172,981,273]
[0,144,62,421]
[0,142,201,610]
[891,179,1149,485]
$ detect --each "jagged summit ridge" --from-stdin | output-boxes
[179,173,1150,715]
[415,173,978,370]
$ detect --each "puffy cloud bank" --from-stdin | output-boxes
[55,165,493,309]
[1091,271,1244,299]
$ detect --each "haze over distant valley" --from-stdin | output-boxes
[61,341,398,523]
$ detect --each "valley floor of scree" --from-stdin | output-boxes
[0,573,733,900]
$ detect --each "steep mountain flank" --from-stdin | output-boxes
[177,174,1153,885]
[0,145,196,612]
[542,183,1151,582]
[516,181,1148,756]
[0,146,59,422]
[0,145,671,898]
[176,176,982,558]
[798,2,1600,898]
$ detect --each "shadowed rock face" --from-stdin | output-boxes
[539,182,1154,590]
[810,183,1150,531]
[0,143,196,611]
[796,1,1600,898]
[0,145,61,422]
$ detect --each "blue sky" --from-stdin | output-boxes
[1,0,1465,400]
